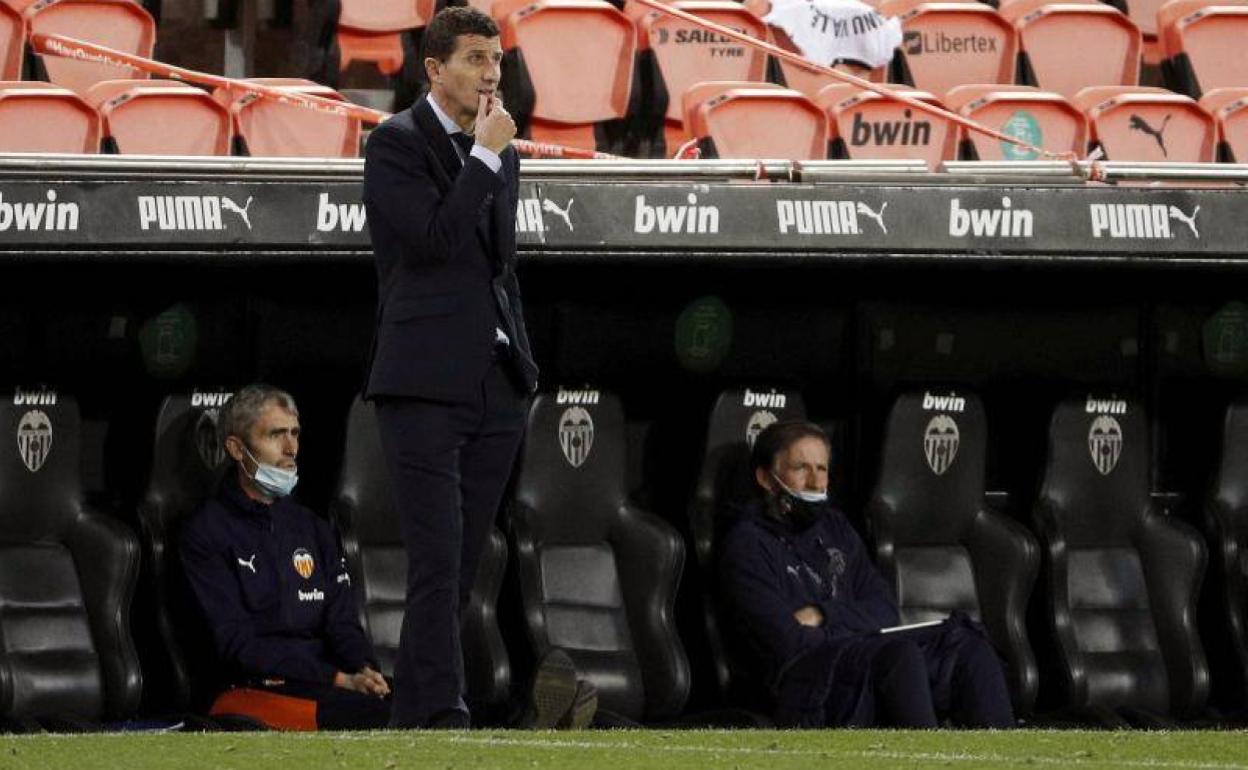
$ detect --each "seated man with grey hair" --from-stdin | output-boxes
[181,384,390,730]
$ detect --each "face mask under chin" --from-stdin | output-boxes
[242,444,299,498]
[770,473,829,531]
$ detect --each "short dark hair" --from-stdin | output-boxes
[423,6,500,63]
[750,420,829,472]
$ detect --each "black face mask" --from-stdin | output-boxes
[769,475,829,532]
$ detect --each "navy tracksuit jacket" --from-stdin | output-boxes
[181,473,377,686]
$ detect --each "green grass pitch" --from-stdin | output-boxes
[2,729,1247,770]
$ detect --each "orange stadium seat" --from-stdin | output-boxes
[12,0,155,93]
[494,0,636,154]
[816,83,956,166]
[215,78,361,158]
[879,0,1018,97]
[1158,0,1248,98]
[629,0,768,157]
[86,79,232,156]
[743,0,887,99]
[682,80,828,159]
[945,84,1088,160]
[999,0,1141,100]
[1074,85,1215,162]
[1199,87,1248,161]
[335,0,435,77]
[0,2,23,81]
[0,81,99,152]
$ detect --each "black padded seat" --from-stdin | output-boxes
[511,388,689,722]
[0,389,141,726]
[329,396,510,718]
[1033,394,1209,718]
[867,388,1040,715]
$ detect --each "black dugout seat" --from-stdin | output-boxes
[134,391,234,714]
[1033,394,1209,719]
[329,397,510,719]
[1202,397,1248,712]
[0,390,141,727]
[510,389,689,722]
[687,387,805,704]
[866,388,1039,716]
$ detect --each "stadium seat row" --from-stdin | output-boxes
[1,384,1244,728]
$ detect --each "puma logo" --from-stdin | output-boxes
[221,196,254,230]
[1128,114,1171,158]
[855,201,888,234]
[785,564,802,581]
[237,554,257,574]
[1168,204,1200,238]
[541,198,574,232]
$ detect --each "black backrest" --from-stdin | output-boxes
[1213,397,1248,516]
[1205,396,1248,707]
[136,390,233,712]
[1,389,82,542]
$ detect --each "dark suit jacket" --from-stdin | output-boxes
[362,96,538,402]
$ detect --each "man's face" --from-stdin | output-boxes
[757,436,829,495]
[427,33,503,126]
[226,402,300,472]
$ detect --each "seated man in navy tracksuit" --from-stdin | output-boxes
[181,384,390,730]
[720,420,1015,728]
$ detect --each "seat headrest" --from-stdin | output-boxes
[1040,393,1149,545]
[0,388,82,540]
[695,386,807,504]
[1214,396,1248,513]
[144,390,234,522]
[874,388,986,541]
[334,396,399,543]
[515,388,626,541]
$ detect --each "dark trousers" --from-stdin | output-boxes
[374,358,527,728]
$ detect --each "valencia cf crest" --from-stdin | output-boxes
[923,415,960,476]
[16,409,52,473]
[558,406,594,468]
[292,548,315,580]
[1088,415,1123,476]
[745,410,777,448]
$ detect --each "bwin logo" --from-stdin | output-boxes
[137,195,254,231]
[1088,204,1200,240]
[13,390,57,406]
[1088,415,1123,476]
[0,190,80,232]
[745,410,777,448]
[743,389,787,409]
[634,194,720,234]
[922,391,965,413]
[16,409,52,473]
[194,409,224,469]
[850,110,932,147]
[1085,397,1128,415]
[949,197,1034,238]
[316,193,367,233]
[558,406,594,469]
[923,415,959,476]
[191,391,233,408]
[556,389,600,406]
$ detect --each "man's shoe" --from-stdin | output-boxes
[556,680,598,730]
[528,648,579,729]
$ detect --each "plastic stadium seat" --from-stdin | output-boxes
[14,0,155,94]
[944,84,1088,160]
[86,79,232,156]
[329,397,511,718]
[134,391,233,713]
[742,0,887,99]
[1158,0,1248,98]
[510,389,690,723]
[335,0,434,77]
[0,390,141,725]
[0,2,22,81]
[629,0,768,157]
[817,83,956,165]
[495,0,636,154]
[682,81,828,159]
[1200,87,1248,161]
[215,78,361,158]
[1074,85,1215,162]
[1033,395,1209,718]
[879,0,1017,97]
[867,389,1040,715]
[687,387,806,706]
[0,81,99,152]
[998,0,1141,100]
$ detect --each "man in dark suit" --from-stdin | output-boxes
[361,6,538,729]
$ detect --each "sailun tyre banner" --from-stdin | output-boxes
[0,179,1241,260]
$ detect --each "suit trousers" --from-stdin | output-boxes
[374,357,527,728]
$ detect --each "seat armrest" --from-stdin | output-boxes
[1033,497,1087,710]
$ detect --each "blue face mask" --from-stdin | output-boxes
[243,445,298,498]
[772,474,828,504]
